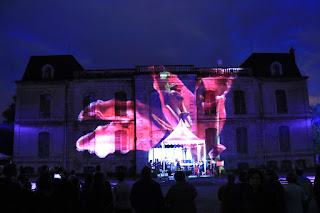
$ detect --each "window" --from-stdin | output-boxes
[279,126,290,152]
[204,90,216,115]
[83,92,95,108]
[39,94,51,118]
[38,132,50,157]
[205,128,217,157]
[270,61,282,76]
[275,89,288,113]
[234,90,246,114]
[82,130,94,158]
[115,92,127,116]
[41,64,54,80]
[115,130,128,152]
[236,127,248,153]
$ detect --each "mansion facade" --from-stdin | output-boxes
[13,48,314,174]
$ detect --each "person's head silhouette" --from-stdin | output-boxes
[174,171,185,182]
[141,166,151,178]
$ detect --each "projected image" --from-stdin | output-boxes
[76,66,233,160]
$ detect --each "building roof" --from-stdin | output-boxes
[240,48,302,77]
[22,55,84,81]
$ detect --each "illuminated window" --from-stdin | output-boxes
[279,126,290,152]
[39,94,51,118]
[115,130,127,151]
[205,128,217,145]
[83,92,95,108]
[270,61,282,76]
[38,132,50,158]
[41,64,54,80]
[234,90,246,114]
[204,90,216,115]
[275,89,287,113]
[115,92,127,116]
[205,128,217,156]
[236,127,248,153]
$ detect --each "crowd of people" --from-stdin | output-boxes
[218,167,320,213]
[1,162,320,213]
[0,163,197,213]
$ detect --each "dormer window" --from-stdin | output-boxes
[41,64,54,80]
[270,61,282,76]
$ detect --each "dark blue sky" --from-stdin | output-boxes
[0,0,319,122]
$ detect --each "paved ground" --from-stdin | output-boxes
[158,177,220,213]
[155,176,319,213]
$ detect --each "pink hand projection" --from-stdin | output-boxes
[209,144,227,159]
[76,69,234,159]
[76,99,161,157]
[76,122,134,158]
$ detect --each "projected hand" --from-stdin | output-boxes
[76,99,161,157]
[208,144,226,159]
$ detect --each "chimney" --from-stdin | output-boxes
[290,47,295,62]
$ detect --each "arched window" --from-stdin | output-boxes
[115,130,128,152]
[41,64,54,80]
[270,61,282,76]
[275,89,288,113]
[39,94,51,118]
[115,92,127,116]
[205,128,217,157]
[82,130,95,158]
[279,126,290,152]
[234,90,246,114]
[236,127,248,153]
[204,90,216,115]
[83,92,95,108]
[38,132,50,157]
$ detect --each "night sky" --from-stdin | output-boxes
[0,1,319,122]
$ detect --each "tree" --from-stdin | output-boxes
[2,95,16,123]
[310,104,320,154]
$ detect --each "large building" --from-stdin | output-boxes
[13,48,314,174]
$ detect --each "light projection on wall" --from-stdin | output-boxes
[76,66,233,159]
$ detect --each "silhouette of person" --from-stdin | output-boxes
[165,171,197,213]
[130,166,165,213]
[263,169,285,213]
[114,171,132,213]
[21,181,35,213]
[0,163,23,212]
[295,167,312,213]
[231,170,250,213]
[79,173,93,212]
[283,172,307,213]
[218,173,235,213]
[87,171,113,212]
[314,166,320,209]
[34,168,54,213]
[243,168,270,213]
